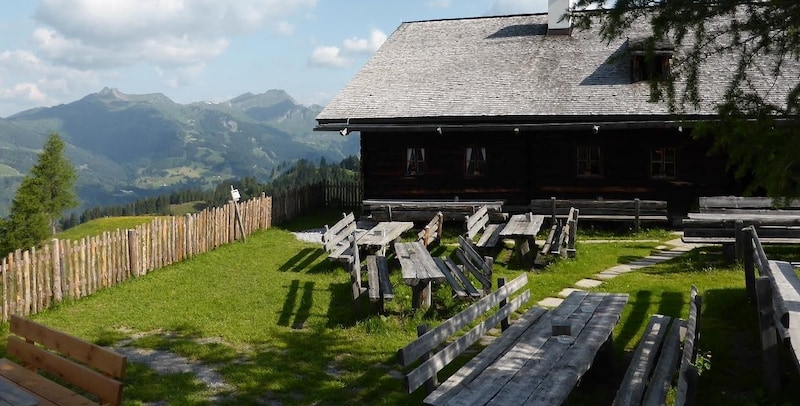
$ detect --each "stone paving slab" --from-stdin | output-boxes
[558,288,584,298]
[538,297,564,308]
[575,278,603,289]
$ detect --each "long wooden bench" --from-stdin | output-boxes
[683,197,800,246]
[322,212,358,263]
[433,235,494,300]
[464,205,507,251]
[0,315,127,405]
[538,207,579,263]
[362,199,505,222]
[396,273,545,395]
[345,234,394,315]
[530,197,668,232]
[614,286,702,406]
[740,226,800,396]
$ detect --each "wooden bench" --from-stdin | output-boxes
[537,207,579,263]
[396,274,544,395]
[417,211,444,247]
[740,226,800,396]
[530,197,668,232]
[0,315,127,406]
[345,234,394,315]
[464,205,507,251]
[614,286,702,406]
[322,212,358,263]
[433,235,494,300]
[362,199,505,222]
[683,196,800,247]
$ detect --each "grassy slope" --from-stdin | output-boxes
[13,211,800,405]
[55,216,157,240]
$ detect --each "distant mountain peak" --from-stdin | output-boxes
[98,87,128,100]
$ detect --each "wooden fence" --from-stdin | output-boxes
[0,194,272,321]
[0,180,363,321]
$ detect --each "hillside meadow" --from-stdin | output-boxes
[6,209,800,405]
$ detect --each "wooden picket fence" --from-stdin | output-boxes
[0,180,363,322]
[0,194,273,322]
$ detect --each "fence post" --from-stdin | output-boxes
[634,198,641,233]
[734,219,744,263]
[755,276,781,399]
[127,229,139,277]
[498,278,509,331]
[51,239,62,302]
[742,227,756,304]
[550,197,557,224]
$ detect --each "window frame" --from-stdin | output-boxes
[650,146,677,179]
[405,147,426,176]
[576,145,603,178]
[464,146,488,177]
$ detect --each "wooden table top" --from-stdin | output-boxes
[356,221,414,248]
[0,374,48,406]
[425,291,629,405]
[394,241,445,286]
[499,213,545,238]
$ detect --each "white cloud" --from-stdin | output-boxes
[271,21,296,36]
[308,46,349,68]
[1,83,46,102]
[31,0,317,69]
[427,0,451,9]
[309,28,387,69]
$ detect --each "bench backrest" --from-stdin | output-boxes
[8,315,127,405]
[417,211,444,247]
[456,236,493,292]
[362,199,503,222]
[397,274,530,393]
[464,205,490,239]
[530,198,667,217]
[699,196,800,213]
[322,212,356,253]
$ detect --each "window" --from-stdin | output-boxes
[577,146,602,177]
[651,147,676,178]
[465,147,487,176]
[406,147,426,176]
[629,37,674,82]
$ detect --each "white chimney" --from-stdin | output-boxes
[548,0,576,34]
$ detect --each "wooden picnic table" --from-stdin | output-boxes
[499,213,545,266]
[424,291,629,405]
[394,241,446,309]
[357,221,414,255]
[0,371,55,405]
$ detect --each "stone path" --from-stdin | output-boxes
[536,235,706,308]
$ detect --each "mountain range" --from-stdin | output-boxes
[0,88,359,216]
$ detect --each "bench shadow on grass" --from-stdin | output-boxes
[278,280,316,329]
[278,248,325,272]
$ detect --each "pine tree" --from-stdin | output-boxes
[1,133,77,254]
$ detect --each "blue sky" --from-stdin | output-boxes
[0,0,549,117]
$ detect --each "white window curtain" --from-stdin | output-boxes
[407,148,413,172]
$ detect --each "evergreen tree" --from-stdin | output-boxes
[1,133,77,254]
[573,1,800,196]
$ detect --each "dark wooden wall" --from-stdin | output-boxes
[360,126,740,214]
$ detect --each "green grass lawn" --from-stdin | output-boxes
[55,216,158,240]
[12,210,800,405]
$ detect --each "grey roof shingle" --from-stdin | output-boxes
[317,12,797,124]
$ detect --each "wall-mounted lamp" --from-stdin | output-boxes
[339,127,349,136]
[677,125,683,133]
[436,126,443,135]
[514,127,520,135]
[592,125,600,134]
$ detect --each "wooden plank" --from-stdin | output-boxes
[366,256,381,303]
[614,314,672,406]
[457,236,493,278]
[0,359,83,406]
[643,318,684,405]
[675,286,701,406]
[439,258,481,298]
[9,315,125,378]
[395,241,445,286]
[440,291,604,405]
[7,337,122,406]
[770,261,800,355]
[397,274,528,366]
[376,255,394,302]
[432,257,468,299]
[700,196,800,210]
[405,290,532,393]
[456,250,492,291]
[424,306,548,405]
[466,206,490,239]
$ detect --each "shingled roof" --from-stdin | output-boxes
[316,11,797,129]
